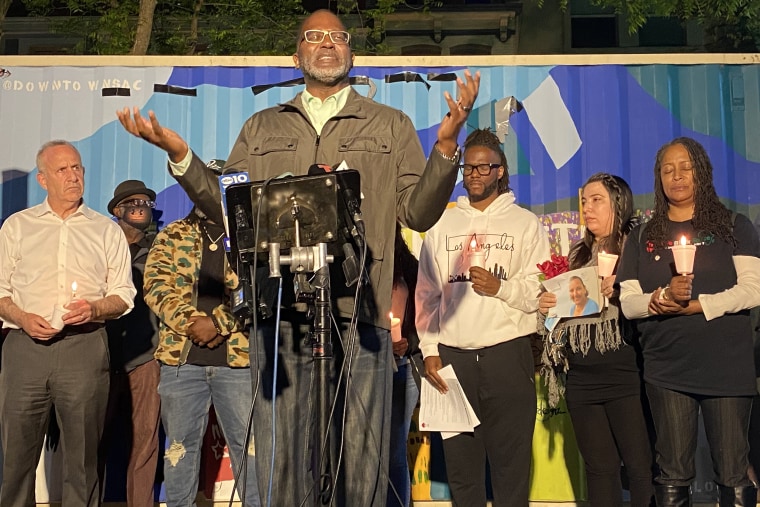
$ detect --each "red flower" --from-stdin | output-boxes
[537,254,569,281]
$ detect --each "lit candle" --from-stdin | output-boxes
[597,251,619,278]
[71,281,78,300]
[469,238,485,269]
[389,312,402,343]
[671,236,696,275]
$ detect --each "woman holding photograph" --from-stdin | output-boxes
[538,173,654,507]
[617,137,760,507]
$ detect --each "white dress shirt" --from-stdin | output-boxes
[0,199,135,327]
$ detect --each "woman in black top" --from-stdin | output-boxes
[539,173,654,507]
[618,137,760,507]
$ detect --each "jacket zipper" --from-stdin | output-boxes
[313,134,321,165]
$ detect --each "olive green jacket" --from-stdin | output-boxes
[172,87,460,328]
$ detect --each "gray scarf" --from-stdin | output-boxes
[538,296,624,408]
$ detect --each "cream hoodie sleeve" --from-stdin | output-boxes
[416,227,444,359]
[494,214,550,313]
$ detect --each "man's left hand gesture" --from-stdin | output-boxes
[469,266,500,296]
[436,70,481,156]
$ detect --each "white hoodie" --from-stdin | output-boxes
[416,192,550,358]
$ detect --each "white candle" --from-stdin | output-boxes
[389,312,402,343]
[469,239,485,269]
[50,305,66,330]
[597,251,619,278]
[672,236,696,274]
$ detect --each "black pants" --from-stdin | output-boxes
[566,393,655,507]
[439,337,536,507]
[646,383,753,488]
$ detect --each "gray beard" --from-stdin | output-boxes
[301,60,350,87]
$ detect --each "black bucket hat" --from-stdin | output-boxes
[108,180,157,214]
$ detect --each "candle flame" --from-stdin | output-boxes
[680,236,687,246]
[71,281,77,293]
[470,238,477,250]
[601,250,606,255]
[389,311,393,321]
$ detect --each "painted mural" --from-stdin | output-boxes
[1,57,758,503]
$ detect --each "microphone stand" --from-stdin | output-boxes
[267,199,334,507]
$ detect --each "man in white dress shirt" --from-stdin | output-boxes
[0,140,136,507]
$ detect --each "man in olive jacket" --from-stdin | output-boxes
[117,9,480,506]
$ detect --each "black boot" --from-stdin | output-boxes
[654,485,691,507]
[718,485,757,507]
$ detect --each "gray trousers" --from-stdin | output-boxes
[0,328,110,507]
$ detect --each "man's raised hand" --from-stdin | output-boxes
[116,107,189,163]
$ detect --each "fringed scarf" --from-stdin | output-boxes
[538,297,625,408]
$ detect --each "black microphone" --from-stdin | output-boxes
[231,204,258,322]
[341,184,365,236]
[234,204,255,257]
[342,242,360,287]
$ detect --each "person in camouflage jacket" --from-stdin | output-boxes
[144,210,249,367]
[143,207,260,507]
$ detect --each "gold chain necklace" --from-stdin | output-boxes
[201,224,225,252]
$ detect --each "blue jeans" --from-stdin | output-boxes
[646,383,754,488]
[252,318,393,507]
[158,364,260,507]
[388,359,419,507]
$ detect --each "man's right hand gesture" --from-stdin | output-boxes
[116,107,189,163]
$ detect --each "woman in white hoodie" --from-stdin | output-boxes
[416,129,550,507]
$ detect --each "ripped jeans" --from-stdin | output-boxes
[158,364,260,507]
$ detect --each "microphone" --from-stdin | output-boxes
[230,204,254,321]
[234,204,255,258]
[342,243,360,287]
[341,184,365,236]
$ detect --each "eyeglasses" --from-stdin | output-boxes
[118,199,156,209]
[459,163,501,176]
[302,30,351,45]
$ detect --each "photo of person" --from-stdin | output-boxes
[541,266,602,331]
[568,275,600,316]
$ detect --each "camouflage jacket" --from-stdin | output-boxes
[144,218,249,367]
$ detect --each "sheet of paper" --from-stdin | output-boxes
[419,365,480,436]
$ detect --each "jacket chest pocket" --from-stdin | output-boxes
[250,137,299,174]
[337,136,392,156]
[337,136,392,192]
